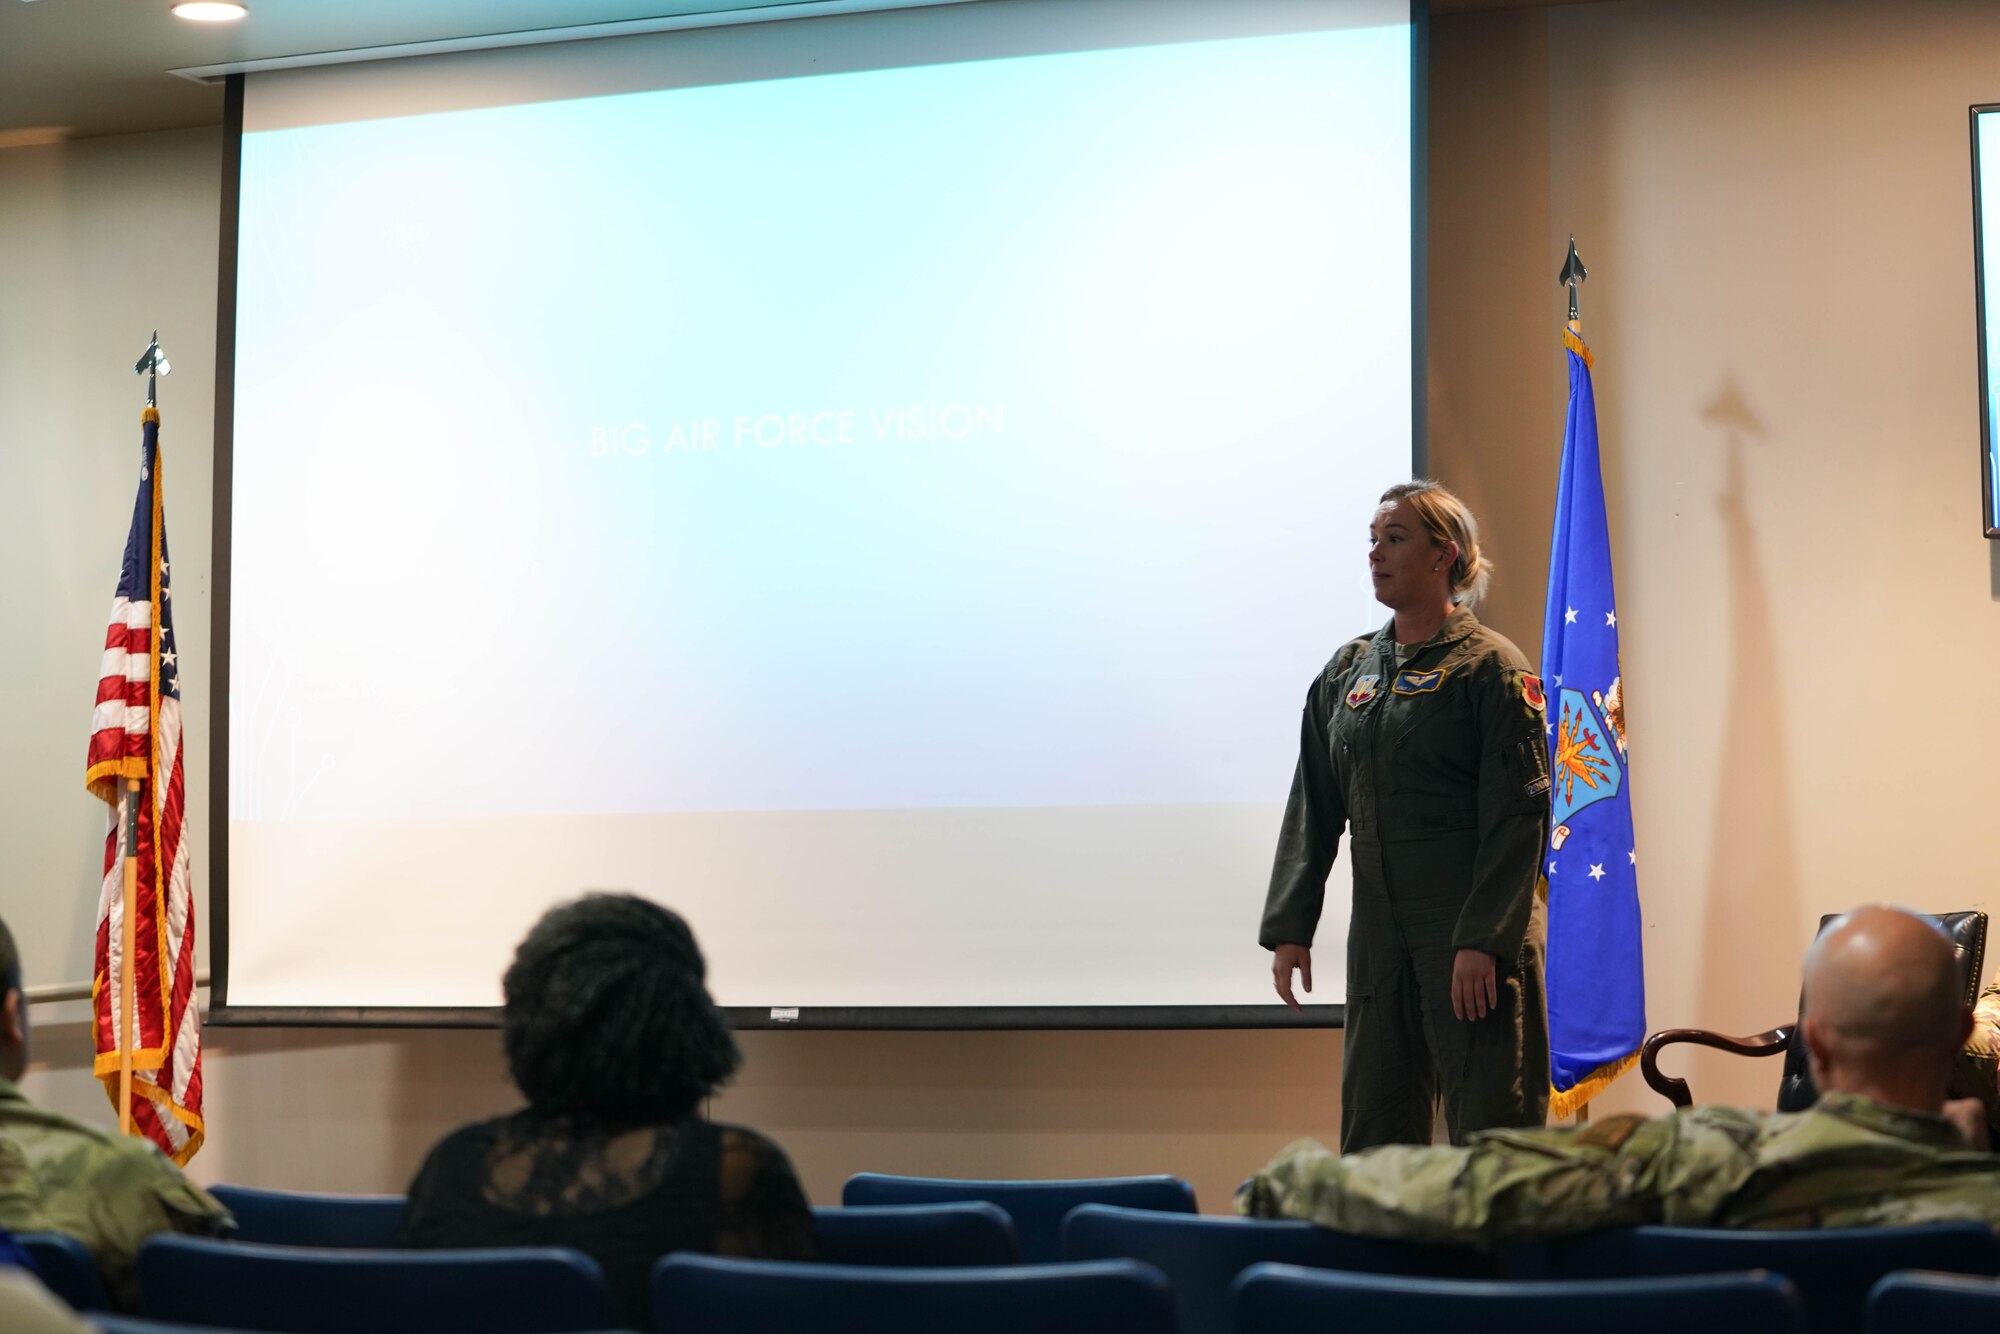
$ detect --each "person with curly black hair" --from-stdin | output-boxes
[399,894,814,1328]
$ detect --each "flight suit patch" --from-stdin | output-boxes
[1520,673,1546,711]
[1516,736,1552,798]
[1392,667,1448,695]
[1345,675,1381,709]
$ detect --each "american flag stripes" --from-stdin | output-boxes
[83,406,204,1164]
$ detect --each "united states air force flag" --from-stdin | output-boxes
[1540,329,1646,1119]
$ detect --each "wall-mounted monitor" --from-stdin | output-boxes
[1970,103,2000,537]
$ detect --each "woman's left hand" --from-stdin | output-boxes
[1450,948,1498,1021]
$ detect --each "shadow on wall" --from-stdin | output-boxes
[1696,381,1805,1099]
[1990,536,2000,600]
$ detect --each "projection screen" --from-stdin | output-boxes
[216,0,1421,1024]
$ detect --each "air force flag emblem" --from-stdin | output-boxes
[1550,686,1624,828]
[1344,675,1380,709]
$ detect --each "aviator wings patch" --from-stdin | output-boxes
[1392,667,1448,695]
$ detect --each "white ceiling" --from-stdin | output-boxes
[0,0,1575,144]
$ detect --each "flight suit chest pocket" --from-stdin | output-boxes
[1387,681,1477,793]
[1391,678,1471,748]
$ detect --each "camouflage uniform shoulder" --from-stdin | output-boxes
[11,1106,228,1232]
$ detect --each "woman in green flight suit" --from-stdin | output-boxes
[1261,479,1552,1152]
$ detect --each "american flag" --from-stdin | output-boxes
[83,406,204,1164]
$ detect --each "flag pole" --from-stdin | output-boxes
[120,332,170,1138]
[118,781,138,1135]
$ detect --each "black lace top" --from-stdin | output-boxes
[399,1111,815,1329]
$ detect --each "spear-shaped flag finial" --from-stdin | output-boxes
[134,331,171,408]
[1558,239,1588,325]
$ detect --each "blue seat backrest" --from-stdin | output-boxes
[1867,1272,2000,1331]
[811,1203,1019,1266]
[1232,1263,1806,1334]
[17,1231,113,1312]
[138,1234,615,1334]
[1537,1222,2000,1334]
[207,1185,406,1249]
[840,1173,1195,1264]
[651,1253,1175,1334]
[1062,1203,1498,1334]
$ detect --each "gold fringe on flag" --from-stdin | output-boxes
[1562,327,1595,369]
[1547,1049,1639,1121]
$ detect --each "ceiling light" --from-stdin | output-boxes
[170,2,247,20]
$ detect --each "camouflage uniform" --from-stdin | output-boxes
[1262,606,1551,1151]
[0,1078,232,1311]
[1949,982,2000,1139]
[1238,1091,2000,1242]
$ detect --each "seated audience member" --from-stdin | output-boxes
[399,894,814,1328]
[1241,905,2000,1241]
[1949,980,2000,1141]
[0,916,232,1311]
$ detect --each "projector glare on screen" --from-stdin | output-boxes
[225,0,1416,1017]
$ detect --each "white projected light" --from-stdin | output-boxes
[225,0,1415,1017]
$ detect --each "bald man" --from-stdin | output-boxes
[1240,906,2000,1242]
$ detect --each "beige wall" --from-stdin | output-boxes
[1553,0,1999,1114]
[7,0,2000,1207]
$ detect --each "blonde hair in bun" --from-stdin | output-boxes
[1379,479,1490,606]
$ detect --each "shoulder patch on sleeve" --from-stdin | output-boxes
[1520,673,1546,711]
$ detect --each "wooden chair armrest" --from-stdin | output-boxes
[1639,1024,1795,1109]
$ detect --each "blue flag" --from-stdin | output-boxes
[1541,329,1646,1118]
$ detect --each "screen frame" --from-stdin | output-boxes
[206,2,1428,1031]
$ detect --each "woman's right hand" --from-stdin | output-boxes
[1272,944,1313,1011]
